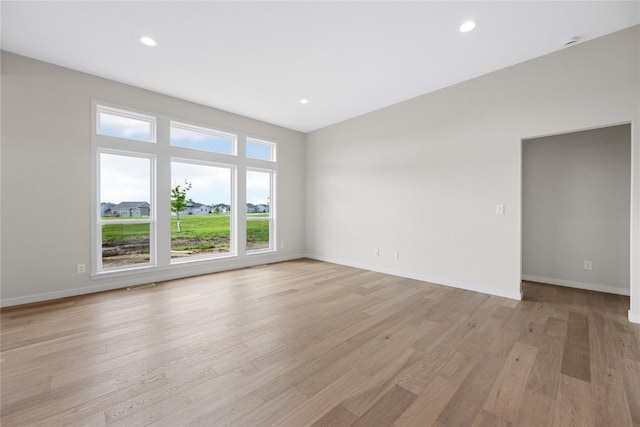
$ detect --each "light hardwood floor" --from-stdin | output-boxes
[1,259,639,426]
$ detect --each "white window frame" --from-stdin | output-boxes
[169,157,237,263]
[96,149,156,271]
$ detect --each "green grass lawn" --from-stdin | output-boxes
[102,214,269,246]
[171,214,231,239]
[246,219,270,245]
[102,222,150,243]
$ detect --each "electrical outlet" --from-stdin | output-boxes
[77,264,86,274]
[393,251,400,260]
[280,241,285,249]
[584,261,592,270]
[496,204,505,215]
[374,249,380,257]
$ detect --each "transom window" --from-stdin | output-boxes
[170,121,236,155]
[97,105,155,143]
[246,137,276,161]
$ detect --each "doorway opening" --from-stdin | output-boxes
[521,124,632,305]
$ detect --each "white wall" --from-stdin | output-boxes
[0,52,306,305]
[2,27,640,323]
[305,26,640,320]
[522,125,631,295]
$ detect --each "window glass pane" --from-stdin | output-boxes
[171,161,232,260]
[246,170,270,215]
[247,170,271,251]
[98,111,153,142]
[247,221,270,251]
[99,153,152,269]
[102,223,150,268]
[100,154,151,215]
[171,123,234,155]
[246,138,275,161]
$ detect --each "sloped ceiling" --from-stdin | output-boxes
[2,1,639,132]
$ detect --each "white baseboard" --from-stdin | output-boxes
[521,275,630,296]
[1,282,129,308]
[305,254,523,300]
[629,310,640,324]
[1,253,305,308]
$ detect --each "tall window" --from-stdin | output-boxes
[99,152,153,270]
[170,161,233,262]
[93,102,278,275]
[246,169,274,252]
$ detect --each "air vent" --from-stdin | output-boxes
[563,37,580,47]
[127,283,156,290]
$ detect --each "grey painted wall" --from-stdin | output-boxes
[1,52,306,304]
[523,125,631,294]
[305,26,639,319]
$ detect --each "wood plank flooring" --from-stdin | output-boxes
[1,259,639,426]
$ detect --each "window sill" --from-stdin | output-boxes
[246,248,276,255]
[92,252,240,280]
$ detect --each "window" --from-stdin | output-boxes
[246,137,276,161]
[98,152,153,269]
[170,161,233,262]
[246,169,273,252]
[171,122,235,155]
[97,106,155,142]
[93,102,278,275]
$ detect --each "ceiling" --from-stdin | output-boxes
[2,1,639,133]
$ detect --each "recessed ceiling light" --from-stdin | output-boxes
[138,36,157,47]
[459,21,476,33]
[299,99,309,105]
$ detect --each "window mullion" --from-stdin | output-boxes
[237,135,247,256]
[156,116,172,267]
